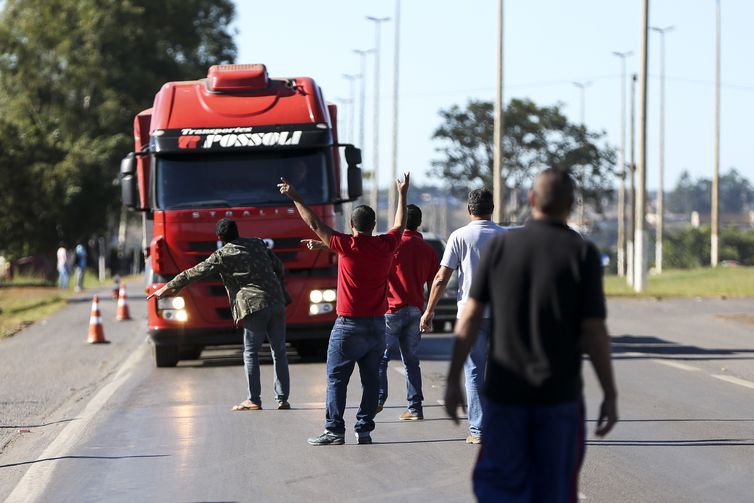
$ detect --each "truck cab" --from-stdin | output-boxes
[120,64,362,366]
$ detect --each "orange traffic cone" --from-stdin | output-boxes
[116,285,132,321]
[87,295,109,344]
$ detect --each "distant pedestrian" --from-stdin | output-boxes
[56,242,70,289]
[74,242,87,292]
[377,204,438,420]
[149,218,291,411]
[421,188,505,444]
[446,168,618,501]
[279,173,410,446]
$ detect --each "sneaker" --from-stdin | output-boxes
[355,432,372,445]
[375,402,384,414]
[466,434,482,445]
[307,431,345,446]
[277,401,291,410]
[399,410,424,421]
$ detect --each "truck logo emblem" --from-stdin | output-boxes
[202,131,302,149]
[178,135,201,149]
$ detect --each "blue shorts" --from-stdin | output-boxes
[473,399,585,503]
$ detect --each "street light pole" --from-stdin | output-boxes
[573,80,592,230]
[353,49,374,165]
[388,0,401,221]
[635,0,650,292]
[613,50,633,277]
[366,15,390,230]
[342,74,361,144]
[650,25,674,274]
[711,0,721,266]
[492,0,505,225]
[628,73,637,287]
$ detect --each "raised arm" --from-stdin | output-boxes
[278,177,335,244]
[390,172,410,233]
[582,318,618,437]
[420,266,454,332]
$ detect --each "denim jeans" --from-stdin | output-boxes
[465,318,490,436]
[378,306,423,413]
[57,265,69,289]
[242,304,289,405]
[473,399,585,502]
[325,315,385,435]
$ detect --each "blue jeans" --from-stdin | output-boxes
[242,304,289,405]
[57,265,69,289]
[465,318,490,436]
[325,316,385,435]
[378,306,423,413]
[473,399,585,502]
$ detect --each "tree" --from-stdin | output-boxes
[0,0,237,259]
[431,98,616,218]
[667,168,753,215]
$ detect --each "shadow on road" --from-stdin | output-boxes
[611,334,754,361]
[0,454,169,469]
[588,438,754,447]
[0,418,78,429]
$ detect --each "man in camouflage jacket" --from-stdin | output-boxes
[150,218,290,411]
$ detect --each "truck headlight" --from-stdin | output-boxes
[157,296,185,309]
[157,296,188,322]
[309,290,323,303]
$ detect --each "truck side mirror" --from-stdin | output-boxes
[347,166,363,201]
[120,153,138,209]
[345,145,362,167]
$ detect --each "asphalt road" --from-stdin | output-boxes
[2,290,754,502]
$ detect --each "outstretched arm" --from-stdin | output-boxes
[148,253,222,300]
[390,172,410,233]
[278,177,335,244]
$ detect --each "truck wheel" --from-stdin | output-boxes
[154,344,179,367]
[294,340,326,359]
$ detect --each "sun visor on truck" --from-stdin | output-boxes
[151,123,331,153]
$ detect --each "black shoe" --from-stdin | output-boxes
[356,432,372,445]
[308,431,345,446]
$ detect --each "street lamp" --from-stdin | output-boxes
[366,15,390,230]
[573,80,592,229]
[388,0,401,221]
[711,0,721,266]
[342,73,361,144]
[493,0,505,225]
[650,25,674,274]
[353,49,374,154]
[635,0,649,292]
[613,50,633,278]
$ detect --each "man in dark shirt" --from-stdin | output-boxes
[377,204,439,420]
[279,173,410,446]
[149,218,290,412]
[445,168,618,502]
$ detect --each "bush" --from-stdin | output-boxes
[665,226,754,268]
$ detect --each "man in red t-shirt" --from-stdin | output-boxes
[278,172,410,446]
[377,204,438,420]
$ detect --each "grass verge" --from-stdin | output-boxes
[605,266,754,297]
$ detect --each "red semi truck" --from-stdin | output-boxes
[120,64,363,367]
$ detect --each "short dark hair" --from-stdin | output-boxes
[216,218,239,243]
[406,204,422,231]
[468,188,494,216]
[351,205,376,233]
[532,168,575,217]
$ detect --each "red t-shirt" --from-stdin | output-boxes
[329,228,402,317]
[387,231,439,313]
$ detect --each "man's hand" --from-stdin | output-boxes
[301,239,328,250]
[444,378,466,425]
[147,284,175,301]
[595,396,618,437]
[277,177,302,202]
[396,172,410,196]
[420,310,434,333]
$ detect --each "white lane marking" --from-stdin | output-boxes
[6,342,149,503]
[711,374,754,390]
[653,360,701,372]
[436,399,445,406]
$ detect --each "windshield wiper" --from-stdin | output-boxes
[168,200,231,209]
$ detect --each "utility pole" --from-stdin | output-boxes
[627,73,637,287]
[613,51,632,277]
[353,49,374,182]
[573,80,592,230]
[342,74,361,144]
[366,15,390,230]
[651,25,674,274]
[711,0,721,266]
[635,0,649,292]
[492,0,505,224]
[388,0,401,221]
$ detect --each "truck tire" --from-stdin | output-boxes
[179,345,203,360]
[294,340,326,359]
[154,344,179,367]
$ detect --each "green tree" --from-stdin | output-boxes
[0,0,237,259]
[666,168,753,215]
[431,98,616,216]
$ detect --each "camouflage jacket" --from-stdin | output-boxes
[166,238,285,323]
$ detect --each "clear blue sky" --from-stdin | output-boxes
[233,0,754,192]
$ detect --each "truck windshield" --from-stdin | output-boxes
[155,149,330,209]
